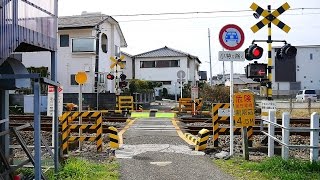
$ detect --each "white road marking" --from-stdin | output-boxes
[116,144,204,159]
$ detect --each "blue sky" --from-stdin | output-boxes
[59,0,320,76]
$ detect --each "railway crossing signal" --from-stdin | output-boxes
[106,73,114,80]
[245,44,263,60]
[110,55,125,69]
[276,44,297,59]
[250,2,291,33]
[249,2,292,100]
[120,73,126,81]
[110,55,126,94]
[246,63,267,79]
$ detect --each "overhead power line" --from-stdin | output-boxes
[118,12,320,23]
[111,7,320,17]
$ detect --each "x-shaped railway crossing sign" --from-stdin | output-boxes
[250,2,290,33]
[110,55,125,69]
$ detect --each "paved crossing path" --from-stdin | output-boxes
[116,117,233,180]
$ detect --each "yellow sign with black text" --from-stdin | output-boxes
[233,92,255,127]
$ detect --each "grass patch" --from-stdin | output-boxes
[214,156,320,180]
[155,112,176,118]
[130,112,150,118]
[46,157,119,180]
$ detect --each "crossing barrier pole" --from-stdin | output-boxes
[195,129,210,151]
[108,126,119,149]
[96,112,103,152]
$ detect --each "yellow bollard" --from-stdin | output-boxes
[195,129,210,151]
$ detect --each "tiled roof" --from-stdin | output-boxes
[58,13,110,28]
[121,51,133,58]
[135,46,201,63]
[239,77,259,84]
[58,12,127,47]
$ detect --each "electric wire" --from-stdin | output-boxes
[111,7,320,17]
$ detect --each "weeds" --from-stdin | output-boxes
[214,156,320,180]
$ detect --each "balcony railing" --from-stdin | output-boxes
[0,0,57,65]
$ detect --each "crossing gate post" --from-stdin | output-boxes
[60,112,71,155]
[212,103,230,147]
[60,111,103,155]
[212,103,253,147]
[108,126,119,149]
[118,96,134,110]
[195,129,210,151]
[96,113,103,152]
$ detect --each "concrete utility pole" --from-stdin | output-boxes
[208,28,213,86]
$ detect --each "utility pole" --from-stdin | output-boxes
[208,28,213,86]
[222,48,225,83]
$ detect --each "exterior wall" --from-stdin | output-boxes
[21,21,124,93]
[272,46,320,94]
[121,54,133,80]
[135,56,189,94]
[187,59,200,85]
[58,29,95,93]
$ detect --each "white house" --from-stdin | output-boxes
[272,45,320,95]
[133,46,201,94]
[21,12,127,93]
[120,51,134,80]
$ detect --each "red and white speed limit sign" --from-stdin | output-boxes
[219,24,245,51]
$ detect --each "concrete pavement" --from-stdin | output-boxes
[116,116,233,180]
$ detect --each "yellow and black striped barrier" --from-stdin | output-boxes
[195,129,210,151]
[108,126,119,149]
[184,129,210,151]
[212,103,253,147]
[118,96,134,110]
[184,133,198,145]
[212,103,230,147]
[60,111,103,155]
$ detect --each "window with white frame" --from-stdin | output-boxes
[140,61,156,68]
[70,74,78,85]
[72,38,95,52]
[115,45,120,57]
[120,61,126,69]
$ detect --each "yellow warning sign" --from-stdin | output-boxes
[75,71,87,84]
[233,92,255,127]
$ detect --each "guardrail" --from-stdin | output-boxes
[261,110,319,162]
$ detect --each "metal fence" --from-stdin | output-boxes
[261,110,319,162]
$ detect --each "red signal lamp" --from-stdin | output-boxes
[106,73,114,80]
[245,44,263,60]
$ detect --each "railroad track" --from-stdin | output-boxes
[178,117,316,136]
[9,115,128,122]
[8,115,127,132]
[179,117,313,124]
[9,122,123,133]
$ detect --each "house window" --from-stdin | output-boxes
[156,60,180,67]
[115,45,120,57]
[170,60,180,67]
[99,74,105,83]
[156,60,170,67]
[70,74,78,85]
[60,34,69,47]
[120,61,126,69]
[156,60,180,68]
[101,33,108,53]
[310,53,313,60]
[72,38,95,52]
[140,61,155,68]
[162,81,171,85]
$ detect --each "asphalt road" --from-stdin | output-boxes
[116,117,233,180]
